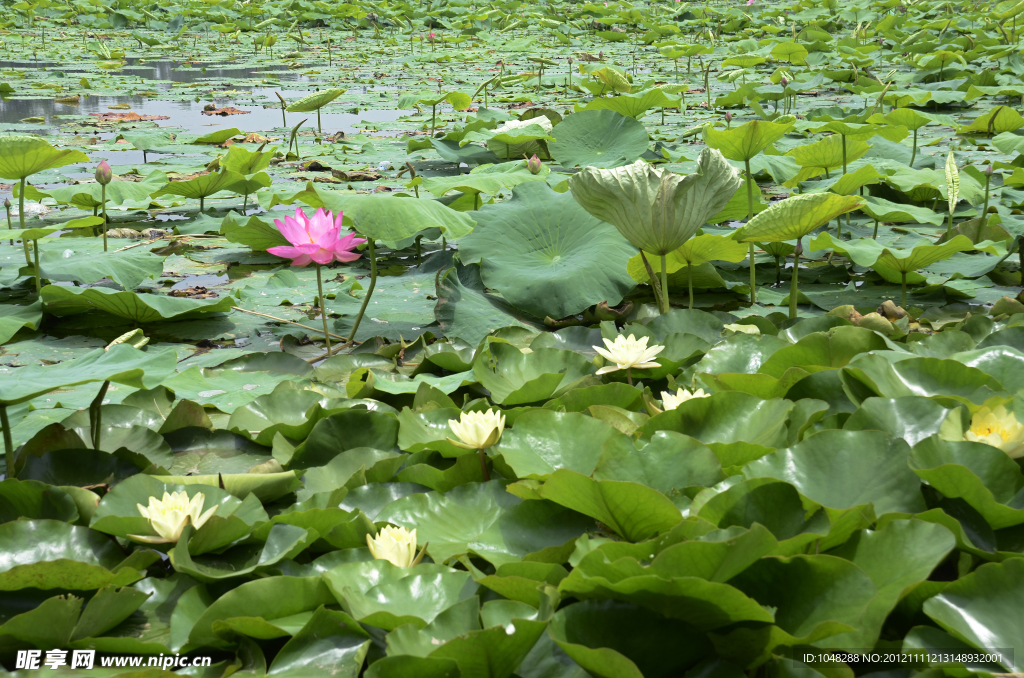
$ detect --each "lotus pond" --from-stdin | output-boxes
[3,0,1024,675]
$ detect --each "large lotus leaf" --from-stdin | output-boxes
[286,87,346,112]
[313,190,475,241]
[221,213,289,251]
[0,135,90,180]
[549,110,650,169]
[287,409,399,470]
[703,119,795,162]
[434,264,542,347]
[568,148,742,255]
[578,88,682,118]
[626,233,748,282]
[828,519,955,648]
[0,299,42,344]
[494,409,626,479]
[787,134,870,171]
[743,429,926,515]
[267,606,370,677]
[391,615,548,678]
[732,193,865,243]
[549,600,711,678]
[120,131,176,152]
[221,144,275,175]
[298,448,403,499]
[810,233,974,281]
[151,471,301,503]
[422,161,549,197]
[910,436,1024,529]
[843,397,951,445]
[376,480,593,567]
[335,569,477,631]
[593,431,725,493]
[39,170,168,209]
[841,354,1004,405]
[720,555,878,657]
[0,519,145,590]
[0,478,78,523]
[155,169,245,200]
[951,346,1024,387]
[923,558,1024,671]
[458,182,637,318]
[695,479,831,548]
[472,342,596,406]
[164,428,272,476]
[639,391,794,448]
[558,568,772,631]
[186,576,336,649]
[860,196,944,226]
[170,523,313,583]
[757,326,889,378]
[396,406,474,458]
[39,247,165,291]
[0,344,176,406]
[41,285,235,322]
[227,389,324,446]
[958,105,1024,136]
[508,470,681,542]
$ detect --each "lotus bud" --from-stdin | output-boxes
[95,160,112,185]
[724,112,732,122]
[3,198,10,209]
[527,154,542,174]
[780,76,789,87]
[985,164,994,177]
[794,239,803,257]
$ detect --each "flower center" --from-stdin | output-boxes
[971,423,1011,441]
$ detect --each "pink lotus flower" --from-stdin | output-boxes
[268,207,366,267]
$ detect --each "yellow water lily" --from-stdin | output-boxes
[447,408,506,450]
[128,490,218,544]
[593,334,665,385]
[661,387,710,410]
[366,525,419,568]
[964,405,1024,458]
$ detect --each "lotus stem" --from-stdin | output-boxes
[873,218,879,239]
[626,367,633,386]
[901,270,908,309]
[344,238,377,348]
[4,200,11,246]
[0,404,12,478]
[640,250,664,312]
[983,172,991,219]
[90,380,110,450]
[478,448,490,481]
[790,239,801,320]
[100,182,108,252]
[32,237,40,294]
[276,91,287,127]
[660,254,669,313]
[19,178,30,266]
[744,159,756,305]
[687,264,694,309]
[315,263,332,357]
[910,128,917,165]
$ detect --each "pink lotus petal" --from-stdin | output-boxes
[306,208,333,242]
[292,243,321,254]
[335,232,367,253]
[275,215,308,246]
[290,253,313,266]
[333,249,363,263]
[312,226,341,250]
[309,248,335,265]
[267,245,304,259]
[332,210,344,229]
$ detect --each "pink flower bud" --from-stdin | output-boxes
[985,164,994,177]
[95,160,112,185]
[780,77,789,87]
[724,112,733,122]
[527,154,542,175]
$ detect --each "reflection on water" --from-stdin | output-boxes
[0,59,409,134]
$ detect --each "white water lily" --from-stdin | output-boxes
[366,525,418,568]
[661,387,710,410]
[593,334,665,376]
[128,491,218,544]
[964,405,1024,458]
[448,408,506,450]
